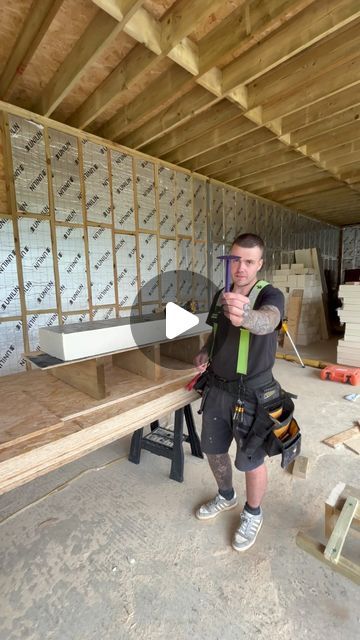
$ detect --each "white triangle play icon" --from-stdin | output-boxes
[166,302,199,339]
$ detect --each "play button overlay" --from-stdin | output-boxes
[165,302,199,339]
[128,269,215,371]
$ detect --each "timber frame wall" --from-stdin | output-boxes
[0,102,340,376]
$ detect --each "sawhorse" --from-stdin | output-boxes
[128,404,203,482]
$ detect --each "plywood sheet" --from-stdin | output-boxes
[7,0,98,109]
[54,31,136,122]
[0,0,33,77]
[0,390,62,449]
[90,57,172,132]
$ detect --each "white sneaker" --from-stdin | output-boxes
[232,508,263,551]
[196,492,238,520]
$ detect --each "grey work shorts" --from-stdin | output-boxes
[200,385,265,472]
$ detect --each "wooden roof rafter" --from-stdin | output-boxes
[1,0,360,224]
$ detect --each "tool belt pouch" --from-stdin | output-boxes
[241,408,275,457]
[240,380,283,456]
[263,395,301,468]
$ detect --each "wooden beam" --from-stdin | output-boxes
[246,23,360,111]
[142,100,241,158]
[99,65,194,141]
[324,496,359,563]
[0,0,63,99]
[202,140,287,176]
[50,359,107,400]
[231,158,315,187]
[261,53,360,122]
[199,0,315,75]
[69,0,224,132]
[162,117,259,164]
[113,345,161,381]
[329,150,360,170]
[159,0,224,55]
[319,139,360,163]
[215,151,302,183]
[68,44,157,130]
[289,105,360,146]
[296,532,360,585]
[222,0,360,92]
[183,129,277,171]
[259,178,342,201]
[34,3,144,117]
[233,166,327,191]
[124,6,162,54]
[339,167,360,183]
[304,120,360,154]
[281,83,360,134]
[122,88,220,149]
[92,0,144,22]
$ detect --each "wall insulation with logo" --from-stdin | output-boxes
[0,111,340,376]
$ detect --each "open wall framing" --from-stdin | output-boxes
[0,103,339,376]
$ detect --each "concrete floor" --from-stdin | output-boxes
[0,352,359,640]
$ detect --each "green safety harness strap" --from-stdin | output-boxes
[210,280,270,374]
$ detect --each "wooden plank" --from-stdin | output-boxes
[92,0,144,22]
[160,335,202,365]
[222,0,360,92]
[112,344,161,381]
[49,359,107,400]
[0,0,63,99]
[289,106,360,147]
[325,482,360,538]
[1,112,30,364]
[283,289,303,349]
[34,0,144,117]
[322,425,360,448]
[0,384,198,495]
[296,532,360,585]
[162,117,258,164]
[324,496,359,563]
[183,128,276,171]
[77,138,94,317]
[70,0,224,132]
[246,22,360,111]
[344,435,360,454]
[261,53,360,122]
[143,100,241,158]
[0,390,62,451]
[291,455,309,479]
[0,423,81,465]
[121,87,219,150]
[99,65,194,141]
[200,0,315,77]
[281,83,360,134]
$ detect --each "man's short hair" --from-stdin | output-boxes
[232,233,265,256]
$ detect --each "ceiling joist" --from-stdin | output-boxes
[1,0,360,224]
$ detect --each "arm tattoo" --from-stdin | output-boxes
[241,305,281,335]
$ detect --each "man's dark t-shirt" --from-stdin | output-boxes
[206,283,284,382]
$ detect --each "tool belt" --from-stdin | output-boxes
[241,384,301,469]
[195,370,301,469]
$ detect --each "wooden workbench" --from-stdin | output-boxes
[0,353,199,496]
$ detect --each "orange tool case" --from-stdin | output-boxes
[320,365,360,386]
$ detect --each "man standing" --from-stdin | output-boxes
[194,233,284,552]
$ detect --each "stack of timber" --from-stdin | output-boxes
[272,259,324,345]
[337,284,360,367]
[0,345,201,495]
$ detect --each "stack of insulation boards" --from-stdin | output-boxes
[337,284,360,367]
[272,263,323,345]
